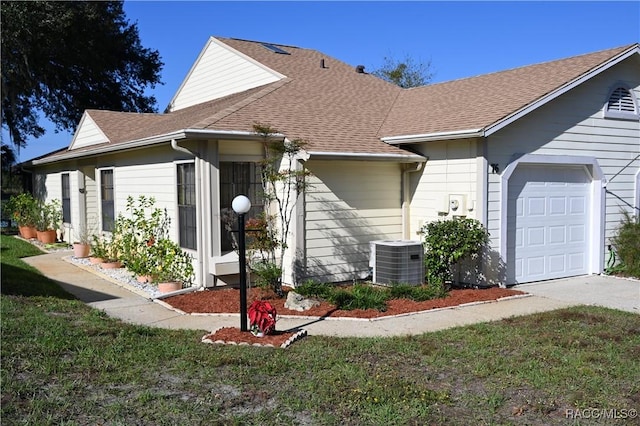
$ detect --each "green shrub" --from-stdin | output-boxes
[329,284,388,311]
[251,261,282,290]
[418,217,489,285]
[610,210,640,278]
[389,282,448,301]
[294,280,335,300]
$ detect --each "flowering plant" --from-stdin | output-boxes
[150,238,194,285]
[248,300,277,336]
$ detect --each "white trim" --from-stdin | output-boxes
[635,168,640,214]
[485,45,640,137]
[382,129,484,144]
[166,37,286,112]
[306,150,426,162]
[499,154,606,281]
[31,129,285,165]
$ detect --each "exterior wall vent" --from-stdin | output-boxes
[369,240,424,286]
[604,85,638,120]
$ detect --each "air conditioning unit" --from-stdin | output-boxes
[369,240,424,286]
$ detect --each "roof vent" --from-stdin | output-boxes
[320,59,326,68]
[355,65,365,73]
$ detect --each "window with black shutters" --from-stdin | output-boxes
[61,173,71,223]
[100,170,114,232]
[177,162,197,249]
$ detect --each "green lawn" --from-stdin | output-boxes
[2,235,639,425]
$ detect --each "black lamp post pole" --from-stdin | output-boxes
[238,212,248,332]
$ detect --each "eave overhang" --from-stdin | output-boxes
[29,129,286,165]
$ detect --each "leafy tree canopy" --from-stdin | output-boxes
[1,1,163,148]
[371,54,434,88]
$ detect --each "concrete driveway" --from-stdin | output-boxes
[517,274,640,314]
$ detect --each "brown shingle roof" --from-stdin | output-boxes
[379,44,637,138]
[45,39,638,163]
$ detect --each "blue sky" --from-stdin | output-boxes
[10,1,640,162]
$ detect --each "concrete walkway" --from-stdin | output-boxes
[22,250,639,337]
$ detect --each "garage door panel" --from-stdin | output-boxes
[508,165,590,283]
[528,198,546,215]
[548,226,566,244]
[569,197,586,214]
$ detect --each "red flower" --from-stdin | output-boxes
[248,300,277,335]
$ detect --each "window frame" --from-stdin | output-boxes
[61,173,71,224]
[99,168,115,232]
[176,161,197,250]
[219,161,264,252]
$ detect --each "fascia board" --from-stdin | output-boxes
[381,129,484,144]
[485,45,640,137]
[307,150,426,162]
[32,129,285,165]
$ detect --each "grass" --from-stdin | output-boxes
[2,234,639,425]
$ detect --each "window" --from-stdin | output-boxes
[177,162,197,250]
[220,162,263,251]
[100,169,114,232]
[604,85,639,120]
[61,173,71,223]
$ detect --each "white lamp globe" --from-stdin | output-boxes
[232,195,251,214]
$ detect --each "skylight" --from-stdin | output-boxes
[261,43,290,55]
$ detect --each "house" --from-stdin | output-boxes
[24,37,640,288]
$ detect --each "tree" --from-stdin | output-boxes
[371,54,434,88]
[251,123,312,296]
[1,1,163,148]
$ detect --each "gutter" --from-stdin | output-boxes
[306,150,426,162]
[382,128,485,145]
[402,161,426,239]
[30,128,285,165]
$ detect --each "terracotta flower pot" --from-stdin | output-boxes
[89,257,105,264]
[37,229,57,244]
[100,260,122,269]
[19,226,37,239]
[136,274,155,283]
[158,281,182,293]
[73,243,91,258]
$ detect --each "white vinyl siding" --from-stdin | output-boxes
[69,113,109,149]
[168,37,284,112]
[410,139,479,235]
[487,60,640,281]
[303,160,403,283]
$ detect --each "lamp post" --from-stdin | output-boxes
[232,195,251,332]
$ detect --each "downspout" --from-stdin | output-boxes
[170,139,205,288]
[402,161,425,239]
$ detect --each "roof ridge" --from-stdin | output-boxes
[408,43,637,91]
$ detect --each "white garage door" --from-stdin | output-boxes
[507,165,591,283]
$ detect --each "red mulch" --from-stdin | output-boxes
[165,285,525,319]
[169,286,525,348]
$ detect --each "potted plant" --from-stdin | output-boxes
[6,193,39,239]
[248,300,277,336]
[36,199,62,244]
[100,231,123,269]
[72,218,96,258]
[89,234,108,264]
[150,238,194,293]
